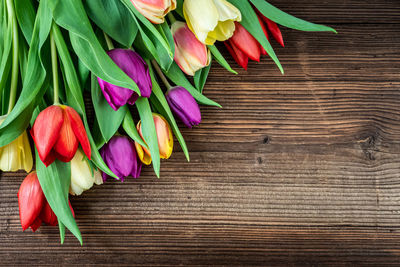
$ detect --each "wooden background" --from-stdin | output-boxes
[1,0,400,265]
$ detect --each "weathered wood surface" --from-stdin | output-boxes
[1,0,400,265]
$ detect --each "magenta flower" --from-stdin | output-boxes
[97,49,152,111]
[166,86,201,128]
[100,135,142,181]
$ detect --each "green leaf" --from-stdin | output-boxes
[91,74,127,143]
[250,0,337,33]
[46,0,140,94]
[122,111,148,149]
[227,0,283,74]
[194,60,212,93]
[0,21,12,105]
[84,0,138,47]
[175,0,184,18]
[51,23,118,180]
[14,0,35,44]
[154,21,175,71]
[147,61,189,161]
[136,97,160,178]
[51,23,85,114]
[119,0,174,70]
[35,149,82,245]
[0,0,52,146]
[208,45,237,74]
[164,62,221,107]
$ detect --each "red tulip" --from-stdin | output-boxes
[31,105,91,166]
[256,10,284,47]
[39,200,75,226]
[224,12,284,70]
[18,172,45,231]
[39,200,58,226]
[224,22,262,70]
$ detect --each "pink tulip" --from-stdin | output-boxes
[171,21,210,76]
[130,0,176,24]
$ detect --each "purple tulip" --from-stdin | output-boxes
[100,135,142,182]
[97,49,152,111]
[166,86,201,128]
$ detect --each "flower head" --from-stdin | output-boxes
[97,49,152,111]
[31,105,91,166]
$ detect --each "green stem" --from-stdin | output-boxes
[50,26,59,105]
[151,60,172,90]
[6,0,19,114]
[167,12,176,24]
[103,32,114,50]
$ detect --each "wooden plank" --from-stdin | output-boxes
[1,2,400,266]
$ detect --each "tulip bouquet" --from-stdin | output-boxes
[0,0,335,244]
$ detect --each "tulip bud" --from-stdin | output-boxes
[171,21,211,76]
[18,172,45,231]
[135,113,173,164]
[183,0,241,45]
[166,86,201,128]
[31,105,91,167]
[0,116,33,172]
[70,149,103,196]
[101,136,142,181]
[97,49,152,111]
[130,0,176,24]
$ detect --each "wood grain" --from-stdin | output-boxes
[1,1,400,265]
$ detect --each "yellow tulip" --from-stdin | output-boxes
[0,116,33,172]
[183,0,241,45]
[70,149,102,196]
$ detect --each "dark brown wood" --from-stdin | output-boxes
[1,1,400,265]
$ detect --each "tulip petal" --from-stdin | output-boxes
[31,106,64,166]
[18,172,45,231]
[40,200,58,226]
[64,106,91,160]
[130,0,176,24]
[166,86,202,128]
[153,114,173,159]
[30,217,42,232]
[172,22,210,76]
[135,141,152,165]
[230,22,261,62]
[70,149,95,196]
[53,109,79,163]
[0,132,32,172]
[184,0,219,44]
[225,40,249,70]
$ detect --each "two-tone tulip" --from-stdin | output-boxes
[130,0,176,24]
[183,0,241,45]
[101,135,142,181]
[31,105,91,167]
[171,21,211,76]
[135,113,173,165]
[70,149,103,196]
[97,49,152,111]
[166,86,201,128]
[0,116,33,172]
